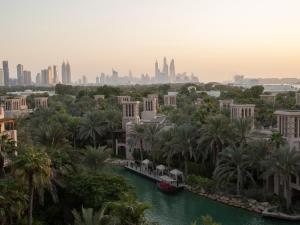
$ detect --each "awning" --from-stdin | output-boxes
[156,164,166,171]
[170,169,183,176]
[142,159,151,165]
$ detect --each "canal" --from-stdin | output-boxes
[113,167,297,225]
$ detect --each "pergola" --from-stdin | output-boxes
[170,169,184,182]
[156,164,166,175]
[141,159,151,170]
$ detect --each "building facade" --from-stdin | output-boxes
[122,101,140,129]
[230,104,255,128]
[3,96,28,117]
[34,97,48,109]
[164,92,177,107]
[219,99,233,110]
[2,61,10,86]
[141,96,157,120]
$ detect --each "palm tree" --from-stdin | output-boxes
[35,124,70,149]
[13,147,52,225]
[213,145,255,195]
[198,115,231,165]
[262,145,300,210]
[0,135,16,177]
[72,206,109,225]
[107,194,150,225]
[83,146,111,171]
[158,127,176,167]
[270,132,285,149]
[232,118,252,146]
[79,112,105,147]
[0,178,28,225]
[128,124,146,161]
[172,124,198,176]
[143,124,162,164]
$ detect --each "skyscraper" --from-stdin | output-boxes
[17,64,24,85]
[82,75,87,84]
[61,61,67,84]
[41,69,48,85]
[163,57,169,78]
[155,60,159,78]
[47,66,52,85]
[23,70,31,85]
[169,59,175,83]
[36,73,41,85]
[66,62,71,84]
[53,65,58,84]
[0,69,4,86]
[2,61,9,86]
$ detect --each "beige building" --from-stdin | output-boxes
[266,110,300,199]
[230,104,255,128]
[164,92,177,107]
[141,96,157,120]
[3,96,28,117]
[260,94,276,105]
[0,107,17,143]
[34,97,48,109]
[122,101,140,129]
[274,110,300,151]
[117,96,131,104]
[219,99,233,110]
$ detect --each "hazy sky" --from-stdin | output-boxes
[1,0,300,82]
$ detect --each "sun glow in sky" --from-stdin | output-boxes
[1,0,300,82]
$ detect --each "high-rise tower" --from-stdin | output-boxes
[163,57,169,78]
[61,62,67,84]
[17,64,24,85]
[155,60,159,78]
[169,59,175,83]
[2,61,9,86]
[66,62,71,84]
[53,65,58,84]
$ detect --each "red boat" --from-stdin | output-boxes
[157,175,179,194]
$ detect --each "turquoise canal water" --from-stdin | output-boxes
[113,167,297,225]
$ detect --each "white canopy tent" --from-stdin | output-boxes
[170,169,184,182]
[142,159,150,165]
[156,164,166,171]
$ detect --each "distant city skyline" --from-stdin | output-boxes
[1,0,300,82]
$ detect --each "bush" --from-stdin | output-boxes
[243,187,265,201]
[186,175,216,192]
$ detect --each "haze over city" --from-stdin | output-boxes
[1,0,300,82]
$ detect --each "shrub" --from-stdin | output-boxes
[186,175,216,192]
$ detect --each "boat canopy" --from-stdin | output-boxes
[142,159,151,165]
[156,164,166,171]
[170,169,183,176]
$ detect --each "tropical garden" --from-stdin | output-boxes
[0,83,300,225]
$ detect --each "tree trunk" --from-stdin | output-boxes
[285,176,292,210]
[28,174,34,225]
[139,139,144,161]
[93,134,96,148]
[236,166,241,196]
